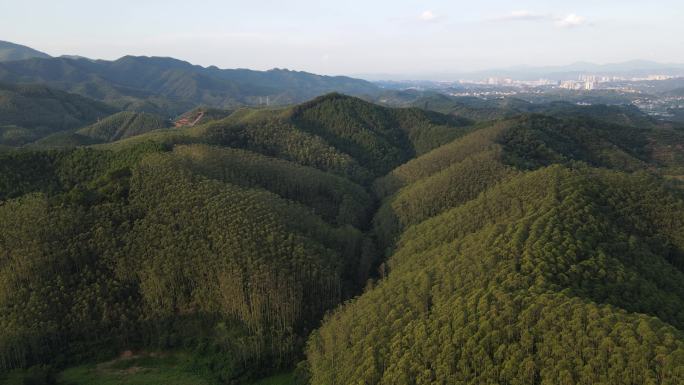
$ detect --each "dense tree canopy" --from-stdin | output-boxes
[0,83,115,146]
[306,103,684,385]
[308,166,684,385]
[0,142,370,383]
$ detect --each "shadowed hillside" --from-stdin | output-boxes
[0,83,116,146]
[0,40,51,62]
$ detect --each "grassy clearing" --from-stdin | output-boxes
[57,351,215,385]
[54,351,296,385]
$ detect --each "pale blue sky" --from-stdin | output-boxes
[1,0,682,75]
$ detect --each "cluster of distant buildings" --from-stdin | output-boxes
[483,78,556,87]
[559,79,597,90]
[475,74,676,91]
[558,74,674,91]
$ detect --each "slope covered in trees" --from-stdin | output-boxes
[200,94,473,182]
[308,166,684,385]
[374,112,680,199]
[0,94,477,384]
[76,111,170,142]
[411,94,521,121]
[0,142,371,383]
[371,111,684,251]
[103,94,474,184]
[31,111,170,148]
[373,147,520,251]
[305,109,684,385]
[168,144,372,228]
[0,83,116,146]
[0,40,51,62]
[0,56,381,115]
[410,93,656,128]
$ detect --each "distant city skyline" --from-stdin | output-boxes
[2,0,683,76]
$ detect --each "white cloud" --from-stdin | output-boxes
[492,10,546,22]
[555,14,587,28]
[488,10,589,28]
[419,10,438,22]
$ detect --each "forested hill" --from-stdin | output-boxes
[308,165,684,385]
[0,40,51,62]
[306,108,684,385]
[0,94,474,384]
[0,83,117,146]
[410,93,657,126]
[0,55,380,114]
[193,93,474,183]
[76,111,170,143]
[1,92,684,384]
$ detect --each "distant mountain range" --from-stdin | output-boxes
[0,41,381,115]
[0,40,51,62]
[4,39,684,96]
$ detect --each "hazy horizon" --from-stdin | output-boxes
[2,0,683,76]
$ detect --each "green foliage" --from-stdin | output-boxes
[0,83,116,146]
[373,149,520,251]
[169,144,372,227]
[289,93,473,175]
[308,167,684,385]
[375,113,658,198]
[304,102,684,385]
[497,114,649,171]
[76,111,170,143]
[204,116,373,184]
[203,94,472,184]
[248,372,296,385]
[413,94,656,127]
[412,94,520,121]
[30,131,102,148]
[1,366,56,385]
[374,120,507,197]
[0,142,167,201]
[3,92,684,385]
[0,120,376,381]
[0,150,62,200]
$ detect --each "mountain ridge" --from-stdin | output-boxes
[0,40,51,62]
[0,55,381,115]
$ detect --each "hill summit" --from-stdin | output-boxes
[0,40,51,62]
